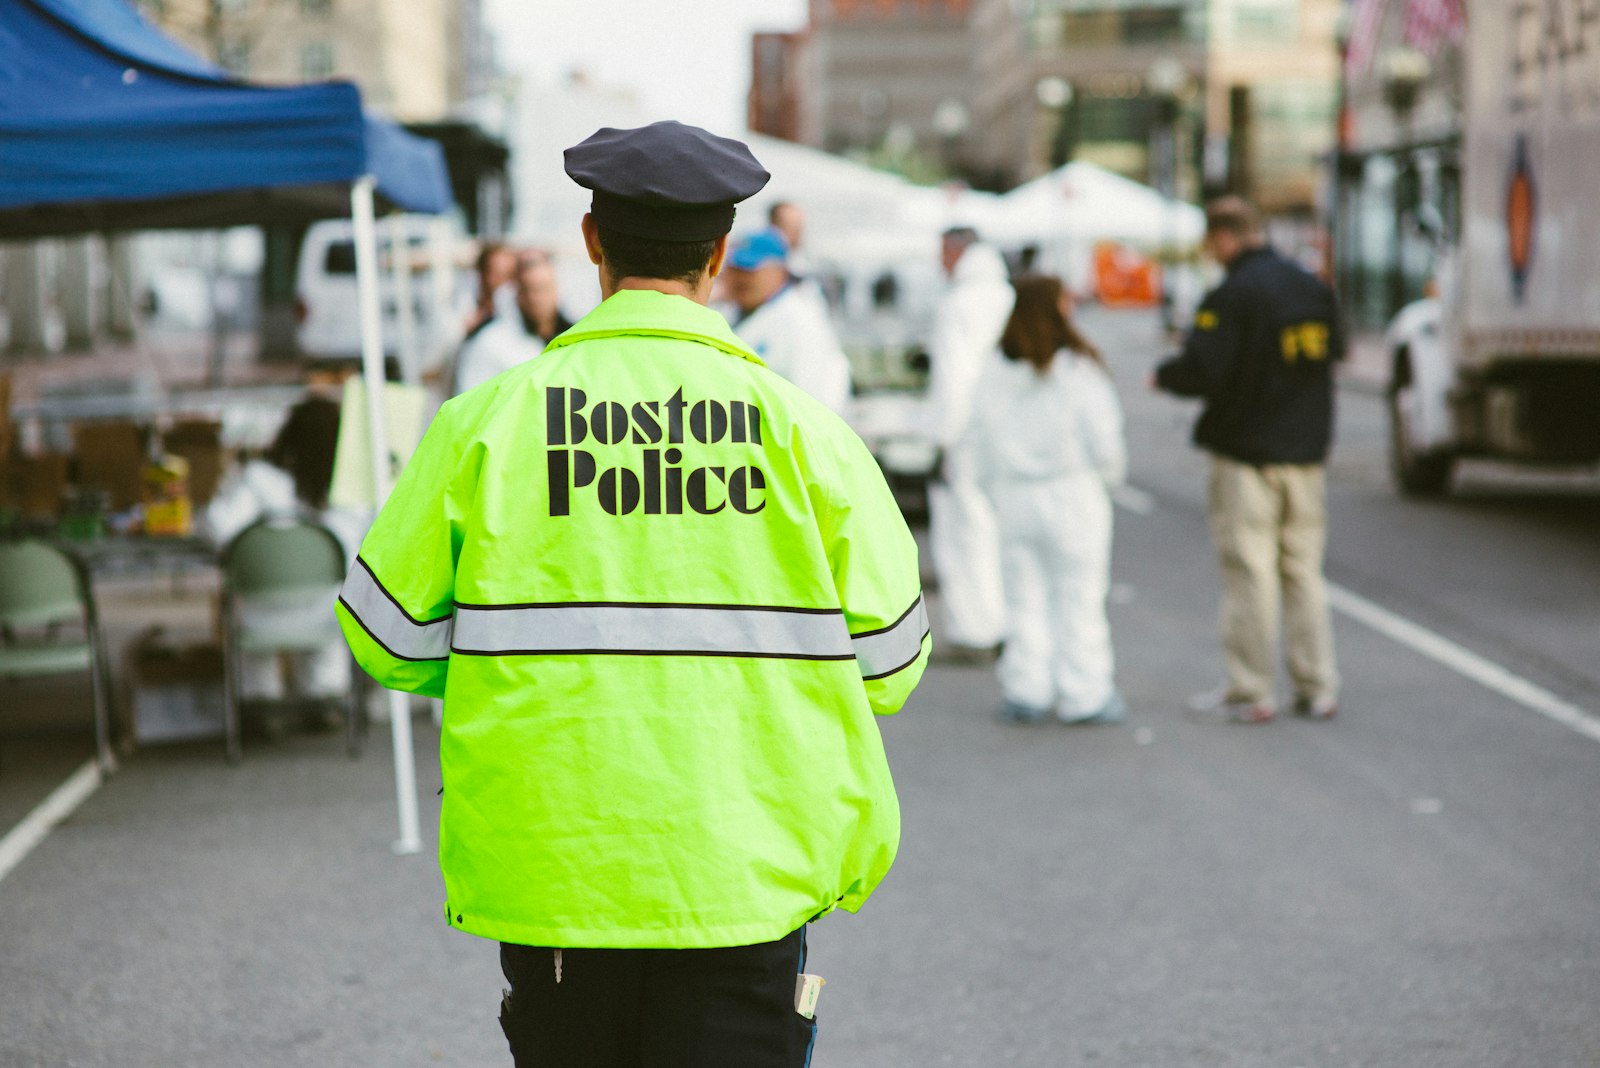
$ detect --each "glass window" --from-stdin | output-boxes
[324,242,357,276]
[1228,0,1297,44]
[1124,8,1186,43]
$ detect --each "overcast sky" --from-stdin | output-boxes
[482,0,809,135]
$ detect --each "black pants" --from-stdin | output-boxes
[498,926,816,1068]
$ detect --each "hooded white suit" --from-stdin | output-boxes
[959,351,1126,717]
[926,243,1015,648]
[732,283,853,417]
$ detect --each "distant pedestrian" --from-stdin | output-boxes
[464,241,518,336]
[1151,196,1342,724]
[723,227,853,416]
[451,247,571,396]
[766,199,832,317]
[959,275,1127,724]
[769,200,802,244]
[927,226,1015,657]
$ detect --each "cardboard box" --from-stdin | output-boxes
[72,420,145,511]
[0,452,71,518]
[162,420,224,506]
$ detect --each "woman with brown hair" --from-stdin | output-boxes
[957,274,1128,725]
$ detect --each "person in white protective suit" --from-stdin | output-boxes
[957,274,1128,724]
[722,227,853,416]
[926,227,1016,654]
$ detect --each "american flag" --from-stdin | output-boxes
[1403,0,1467,54]
[1344,0,1390,78]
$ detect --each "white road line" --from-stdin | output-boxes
[1121,482,1600,744]
[0,759,104,885]
[1328,584,1600,745]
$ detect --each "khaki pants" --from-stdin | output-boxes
[1207,457,1339,704]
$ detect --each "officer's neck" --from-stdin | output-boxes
[601,274,715,305]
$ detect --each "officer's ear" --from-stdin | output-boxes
[706,233,729,279]
[580,213,603,266]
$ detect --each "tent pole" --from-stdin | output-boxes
[386,213,420,385]
[352,177,423,858]
[427,216,454,381]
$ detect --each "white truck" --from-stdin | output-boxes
[1386,1,1600,494]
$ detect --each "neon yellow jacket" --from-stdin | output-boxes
[337,289,930,949]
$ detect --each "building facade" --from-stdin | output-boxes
[775,0,1343,212]
[1019,0,1342,210]
[137,0,483,122]
[749,31,815,146]
[804,0,989,184]
[1333,0,1464,328]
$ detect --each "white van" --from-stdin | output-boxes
[294,217,468,366]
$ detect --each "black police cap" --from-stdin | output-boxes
[564,121,771,242]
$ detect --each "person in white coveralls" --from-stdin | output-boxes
[926,226,1015,655]
[722,227,853,416]
[958,274,1128,724]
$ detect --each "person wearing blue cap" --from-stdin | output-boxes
[722,226,853,416]
[339,120,930,1068]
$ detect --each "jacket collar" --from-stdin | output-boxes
[1225,245,1273,275]
[543,288,764,366]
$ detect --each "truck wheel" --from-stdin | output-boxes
[1388,378,1455,496]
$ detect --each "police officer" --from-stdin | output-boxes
[1152,196,1342,725]
[336,120,931,1067]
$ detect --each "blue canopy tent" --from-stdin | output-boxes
[0,0,448,853]
[0,0,450,234]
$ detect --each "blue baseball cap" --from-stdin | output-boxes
[727,227,790,271]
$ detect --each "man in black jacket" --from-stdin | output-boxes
[1153,197,1341,724]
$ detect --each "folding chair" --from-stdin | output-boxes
[220,515,365,764]
[0,539,114,772]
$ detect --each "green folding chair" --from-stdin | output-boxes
[220,515,365,764]
[0,539,115,772]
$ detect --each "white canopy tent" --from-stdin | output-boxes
[988,160,1205,248]
[983,160,1204,293]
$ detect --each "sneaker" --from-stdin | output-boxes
[1061,691,1127,725]
[997,700,1050,725]
[1293,695,1338,720]
[1186,688,1276,724]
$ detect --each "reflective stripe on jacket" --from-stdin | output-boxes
[337,289,930,949]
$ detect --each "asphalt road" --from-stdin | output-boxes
[2,308,1597,1067]
[810,308,1600,1067]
